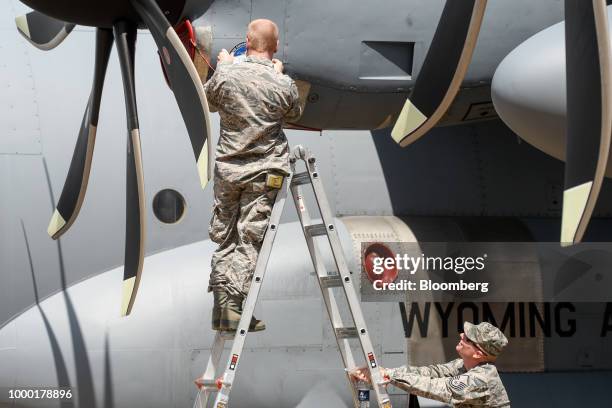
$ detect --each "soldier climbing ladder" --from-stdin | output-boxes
[193,145,392,408]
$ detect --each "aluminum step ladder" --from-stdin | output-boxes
[193,145,392,408]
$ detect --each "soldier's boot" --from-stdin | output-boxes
[219,294,266,332]
[212,289,228,331]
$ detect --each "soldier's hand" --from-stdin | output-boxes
[272,58,284,73]
[348,366,371,383]
[349,367,390,385]
[217,49,234,64]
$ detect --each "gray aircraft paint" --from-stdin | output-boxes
[3,0,612,406]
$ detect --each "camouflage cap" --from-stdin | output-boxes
[463,321,508,357]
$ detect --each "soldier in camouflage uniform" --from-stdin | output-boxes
[352,322,510,407]
[203,19,302,332]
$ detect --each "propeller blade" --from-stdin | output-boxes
[48,29,113,239]
[131,0,213,189]
[561,0,612,245]
[391,0,487,147]
[122,127,146,316]
[15,10,75,51]
[114,21,146,317]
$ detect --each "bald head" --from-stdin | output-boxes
[247,19,279,55]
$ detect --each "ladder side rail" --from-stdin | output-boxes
[302,154,374,331]
[318,285,361,408]
[289,181,358,358]
[303,234,361,407]
[213,176,291,408]
[304,156,356,302]
[301,151,392,407]
[289,180,357,345]
[289,169,360,407]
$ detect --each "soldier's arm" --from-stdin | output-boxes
[386,359,463,379]
[283,80,303,123]
[386,372,489,406]
[203,62,230,113]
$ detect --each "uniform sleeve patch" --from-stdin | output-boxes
[449,375,471,392]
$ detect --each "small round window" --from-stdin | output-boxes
[153,189,186,224]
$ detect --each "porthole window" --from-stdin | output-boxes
[153,189,186,224]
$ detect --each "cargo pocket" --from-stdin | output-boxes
[243,194,274,244]
[209,204,231,244]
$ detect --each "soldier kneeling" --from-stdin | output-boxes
[352,321,511,407]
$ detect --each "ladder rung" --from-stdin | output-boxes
[335,327,359,339]
[320,275,343,288]
[291,171,311,186]
[219,331,236,340]
[196,379,220,391]
[305,223,327,236]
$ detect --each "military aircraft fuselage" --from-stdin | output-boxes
[20,0,212,27]
[4,0,612,407]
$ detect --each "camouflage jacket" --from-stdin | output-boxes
[204,55,302,183]
[385,359,510,407]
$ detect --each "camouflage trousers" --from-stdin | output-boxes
[208,172,280,298]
